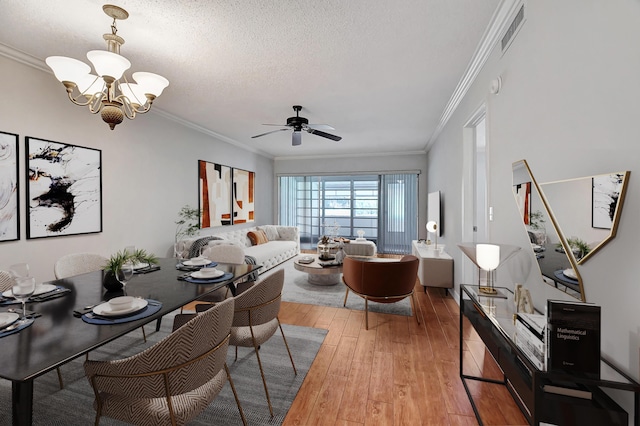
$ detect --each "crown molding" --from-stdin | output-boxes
[274,149,426,162]
[425,0,523,150]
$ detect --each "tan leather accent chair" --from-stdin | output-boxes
[342,255,422,329]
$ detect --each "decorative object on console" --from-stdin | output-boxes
[0,131,19,242]
[514,284,534,314]
[457,242,521,298]
[26,137,102,239]
[476,244,500,295]
[426,221,438,250]
[45,5,169,130]
[427,191,442,237]
[232,168,255,224]
[199,160,232,227]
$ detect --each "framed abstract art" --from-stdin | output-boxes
[199,160,232,227]
[25,137,102,239]
[0,131,19,242]
[232,168,255,224]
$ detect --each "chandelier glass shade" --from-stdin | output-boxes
[45,5,169,130]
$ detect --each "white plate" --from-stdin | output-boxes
[93,298,148,317]
[191,269,225,279]
[132,262,150,270]
[2,283,56,298]
[0,312,20,328]
[182,258,210,266]
[563,268,578,279]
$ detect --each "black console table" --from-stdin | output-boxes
[459,284,640,426]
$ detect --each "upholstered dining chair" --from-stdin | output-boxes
[84,297,246,426]
[54,253,108,280]
[342,255,422,330]
[230,268,296,416]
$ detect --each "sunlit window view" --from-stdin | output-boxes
[279,174,418,254]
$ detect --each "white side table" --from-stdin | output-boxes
[411,240,454,293]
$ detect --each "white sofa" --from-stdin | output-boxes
[178,225,300,274]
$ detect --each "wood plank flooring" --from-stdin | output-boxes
[279,281,528,425]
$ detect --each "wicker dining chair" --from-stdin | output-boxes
[229,268,296,416]
[84,297,245,426]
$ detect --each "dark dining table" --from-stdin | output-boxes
[0,257,262,426]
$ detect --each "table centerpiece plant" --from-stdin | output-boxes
[103,249,159,291]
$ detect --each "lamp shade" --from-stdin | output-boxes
[76,74,104,97]
[426,221,438,233]
[476,244,500,271]
[119,82,148,106]
[45,56,91,83]
[133,72,169,96]
[87,50,131,80]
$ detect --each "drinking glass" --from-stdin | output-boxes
[116,262,134,295]
[12,276,36,319]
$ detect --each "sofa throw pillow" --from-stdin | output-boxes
[247,230,269,246]
[259,225,280,241]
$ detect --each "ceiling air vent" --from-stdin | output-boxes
[501,4,525,54]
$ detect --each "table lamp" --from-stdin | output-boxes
[476,244,500,295]
[426,221,438,249]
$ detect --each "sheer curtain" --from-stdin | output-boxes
[278,173,418,254]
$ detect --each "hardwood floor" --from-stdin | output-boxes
[279,282,528,425]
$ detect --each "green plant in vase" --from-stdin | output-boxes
[175,205,201,242]
[103,249,159,292]
[556,237,590,260]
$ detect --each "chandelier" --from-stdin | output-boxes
[45,5,169,130]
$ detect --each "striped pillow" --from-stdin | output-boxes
[247,230,269,246]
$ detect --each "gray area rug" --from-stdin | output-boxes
[0,312,326,425]
[271,257,412,316]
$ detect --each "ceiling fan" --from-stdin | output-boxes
[251,105,342,146]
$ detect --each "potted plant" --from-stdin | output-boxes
[102,249,159,292]
[555,237,590,260]
[175,205,201,242]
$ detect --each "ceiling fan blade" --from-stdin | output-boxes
[262,123,290,126]
[251,128,289,138]
[292,131,302,146]
[307,124,335,131]
[306,128,342,141]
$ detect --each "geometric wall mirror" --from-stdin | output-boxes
[512,159,585,301]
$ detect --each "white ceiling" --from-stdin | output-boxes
[0,0,501,158]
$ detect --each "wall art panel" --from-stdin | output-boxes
[232,168,255,224]
[199,160,232,227]
[26,137,102,239]
[0,131,19,242]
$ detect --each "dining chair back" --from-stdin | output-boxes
[0,270,14,292]
[54,253,108,279]
[230,268,296,416]
[84,297,246,426]
[342,255,422,329]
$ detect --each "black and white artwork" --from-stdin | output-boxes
[592,173,624,230]
[0,131,19,242]
[26,137,102,239]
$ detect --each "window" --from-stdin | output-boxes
[279,173,418,254]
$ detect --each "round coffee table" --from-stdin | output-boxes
[294,254,343,286]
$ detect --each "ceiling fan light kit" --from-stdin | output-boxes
[252,105,342,146]
[45,4,169,130]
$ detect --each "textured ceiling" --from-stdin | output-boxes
[0,0,500,158]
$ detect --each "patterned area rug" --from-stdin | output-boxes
[273,257,412,316]
[0,312,326,425]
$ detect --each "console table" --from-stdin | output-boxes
[411,240,453,293]
[459,284,640,425]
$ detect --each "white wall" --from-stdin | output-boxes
[275,152,429,239]
[428,0,640,415]
[0,55,273,284]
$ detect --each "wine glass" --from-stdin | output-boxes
[115,262,134,295]
[12,276,36,320]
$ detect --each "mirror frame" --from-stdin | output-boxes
[512,159,585,301]
[541,171,630,264]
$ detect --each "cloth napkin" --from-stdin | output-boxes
[0,318,35,338]
[82,299,162,325]
[183,272,233,284]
